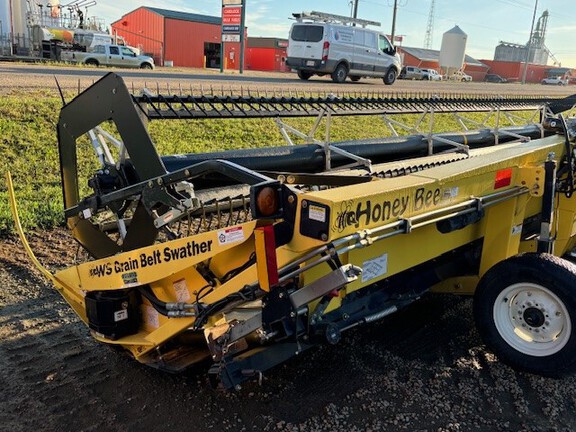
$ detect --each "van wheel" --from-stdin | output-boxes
[331,64,348,83]
[473,253,576,376]
[350,76,361,82]
[383,68,397,85]
[297,70,313,81]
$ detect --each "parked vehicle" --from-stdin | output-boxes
[484,74,507,83]
[60,44,154,69]
[286,11,401,84]
[446,70,473,82]
[399,66,424,80]
[421,68,442,81]
[542,77,568,85]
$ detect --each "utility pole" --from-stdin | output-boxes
[352,0,359,19]
[521,0,538,84]
[390,0,398,43]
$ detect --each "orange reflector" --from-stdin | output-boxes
[494,168,512,189]
[256,186,279,217]
[254,225,279,292]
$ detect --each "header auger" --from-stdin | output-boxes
[9,72,576,389]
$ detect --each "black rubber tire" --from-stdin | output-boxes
[85,59,99,67]
[350,76,361,82]
[473,253,576,377]
[140,63,153,70]
[297,70,313,81]
[331,63,348,83]
[383,67,397,85]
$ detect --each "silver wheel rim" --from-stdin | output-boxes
[494,283,571,357]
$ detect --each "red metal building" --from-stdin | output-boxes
[398,46,490,81]
[110,7,243,69]
[245,37,289,72]
[479,60,565,83]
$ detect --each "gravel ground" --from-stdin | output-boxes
[2,66,576,431]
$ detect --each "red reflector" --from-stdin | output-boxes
[494,168,512,189]
[322,41,330,61]
[255,225,279,291]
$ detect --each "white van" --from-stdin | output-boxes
[286,11,401,84]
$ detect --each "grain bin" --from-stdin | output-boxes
[439,25,467,74]
[0,1,10,36]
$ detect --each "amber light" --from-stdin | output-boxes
[256,186,279,217]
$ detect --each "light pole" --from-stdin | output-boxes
[521,0,538,84]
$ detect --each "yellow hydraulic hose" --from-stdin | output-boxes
[5,171,62,288]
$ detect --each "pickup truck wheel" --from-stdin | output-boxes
[383,67,397,85]
[85,59,99,67]
[473,253,576,376]
[297,70,313,80]
[331,64,348,83]
[140,63,153,70]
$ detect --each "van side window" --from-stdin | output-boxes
[353,30,364,46]
[291,25,324,42]
[364,32,376,49]
[379,35,395,55]
[109,46,120,55]
[379,35,391,51]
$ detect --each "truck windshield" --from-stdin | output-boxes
[291,25,323,42]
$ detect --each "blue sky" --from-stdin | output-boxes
[93,0,576,66]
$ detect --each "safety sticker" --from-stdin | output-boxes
[114,309,128,322]
[173,279,191,302]
[218,226,245,245]
[122,271,138,287]
[362,253,388,283]
[309,205,326,223]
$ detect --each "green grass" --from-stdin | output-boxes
[0,92,529,236]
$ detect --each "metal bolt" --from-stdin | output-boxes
[287,195,295,204]
[321,233,328,241]
[279,292,284,299]
[302,200,308,209]
[290,312,296,318]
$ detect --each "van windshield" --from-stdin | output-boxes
[291,25,324,42]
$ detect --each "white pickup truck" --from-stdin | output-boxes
[61,44,155,69]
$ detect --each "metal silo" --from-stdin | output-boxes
[439,25,467,74]
[10,0,28,36]
[0,3,10,35]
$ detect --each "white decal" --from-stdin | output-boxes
[114,309,128,322]
[442,187,459,201]
[218,226,245,245]
[362,253,388,283]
